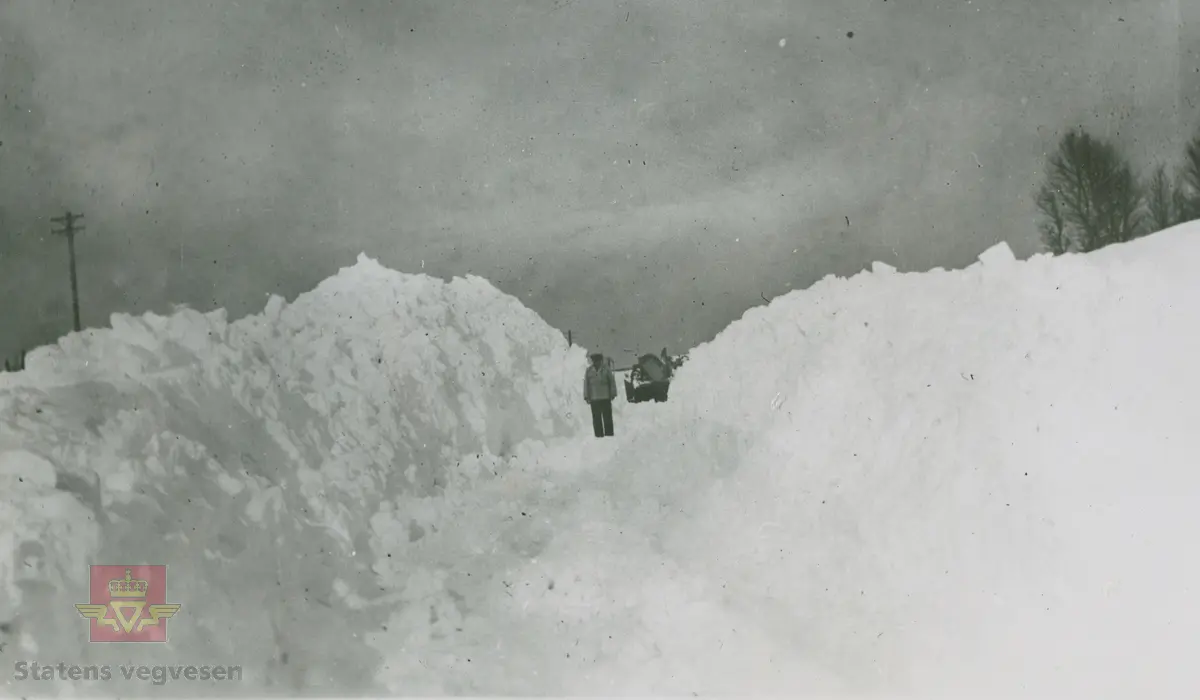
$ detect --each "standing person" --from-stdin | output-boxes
[583,352,617,437]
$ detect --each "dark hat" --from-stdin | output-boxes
[589,352,604,360]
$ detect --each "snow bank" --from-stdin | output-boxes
[381,228,1200,695]
[582,229,1200,695]
[0,254,586,695]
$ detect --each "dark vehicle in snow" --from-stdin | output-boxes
[619,349,684,403]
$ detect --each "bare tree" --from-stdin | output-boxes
[1173,184,1192,223]
[1178,134,1200,222]
[1038,129,1147,252]
[1144,164,1179,233]
[1035,183,1071,254]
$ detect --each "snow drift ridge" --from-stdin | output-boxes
[607,229,1200,694]
[0,253,586,695]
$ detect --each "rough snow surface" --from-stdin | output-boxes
[3,225,1200,695]
[0,253,586,695]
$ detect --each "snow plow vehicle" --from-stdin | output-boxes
[619,348,685,403]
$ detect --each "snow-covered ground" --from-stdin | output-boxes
[2,223,1199,696]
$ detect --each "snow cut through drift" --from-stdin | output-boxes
[3,226,1200,696]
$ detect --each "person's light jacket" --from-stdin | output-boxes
[583,365,617,402]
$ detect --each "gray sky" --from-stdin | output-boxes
[1,0,1197,361]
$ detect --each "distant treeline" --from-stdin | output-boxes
[1034,126,1200,255]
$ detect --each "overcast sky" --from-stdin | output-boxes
[2,0,1197,361]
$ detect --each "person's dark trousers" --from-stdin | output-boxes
[590,399,614,437]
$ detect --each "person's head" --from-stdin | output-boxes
[590,353,603,367]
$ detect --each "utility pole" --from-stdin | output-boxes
[50,210,85,332]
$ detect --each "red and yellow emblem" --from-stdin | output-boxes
[75,565,180,643]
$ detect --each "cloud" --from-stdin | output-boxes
[0,0,1192,358]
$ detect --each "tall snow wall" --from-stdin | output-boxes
[0,254,586,695]
[571,226,1200,695]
